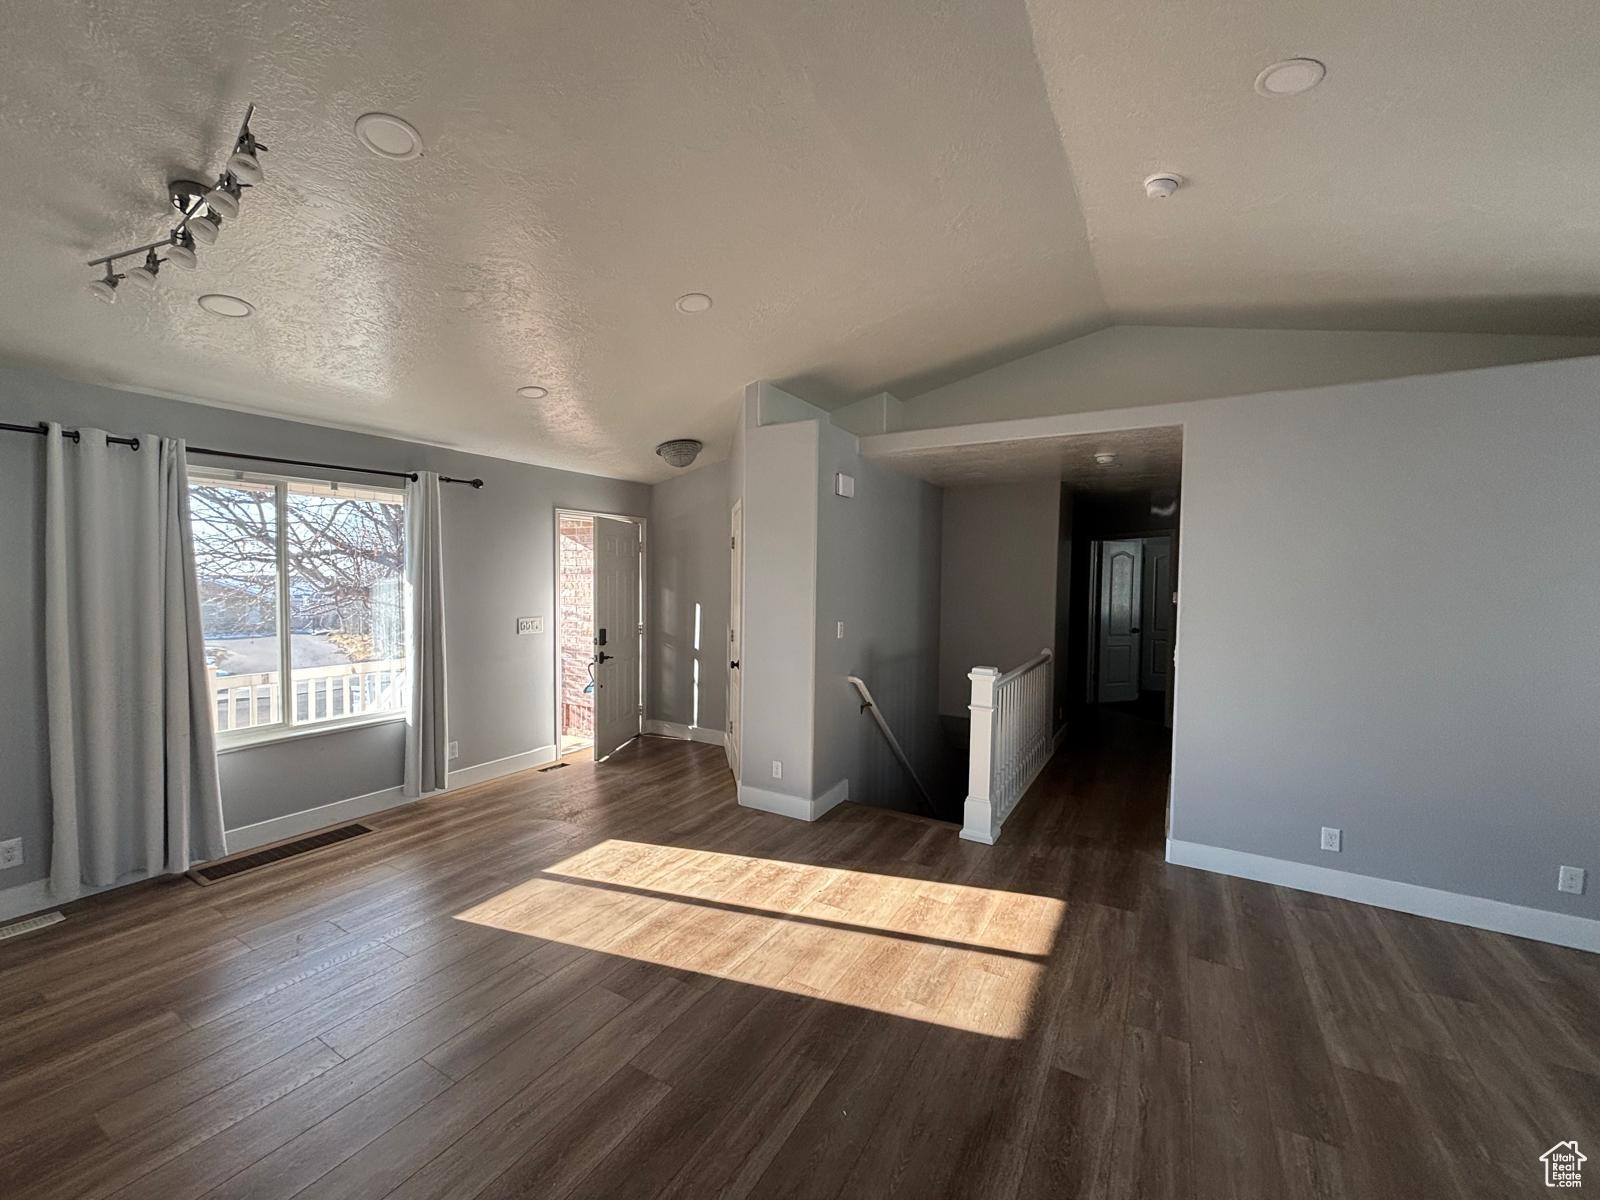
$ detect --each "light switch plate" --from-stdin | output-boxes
[516,616,544,636]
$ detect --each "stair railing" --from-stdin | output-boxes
[962,648,1053,844]
[846,675,938,817]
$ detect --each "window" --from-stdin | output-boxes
[189,471,408,741]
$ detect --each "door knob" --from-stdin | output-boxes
[596,651,614,664]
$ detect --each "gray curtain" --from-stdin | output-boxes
[44,424,226,898]
[404,470,448,795]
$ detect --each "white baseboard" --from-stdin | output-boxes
[223,783,412,855]
[1166,838,1600,954]
[643,719,726,747]
[738,777,848,822]
[445,744,559,790]
[0,743,564,923]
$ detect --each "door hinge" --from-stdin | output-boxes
[730,536,736,550]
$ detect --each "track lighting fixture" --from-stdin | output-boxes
[84,103,268,304]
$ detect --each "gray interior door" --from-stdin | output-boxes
[1140,536,1176,692]
[1097,539,1142,703]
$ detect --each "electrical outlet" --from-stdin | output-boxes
[447,741,460,761]
[516,616,544,636]
[1558,865,1586,895]
[1320,827,1341,853]
[771,760,783,780]
[0,838,22,870]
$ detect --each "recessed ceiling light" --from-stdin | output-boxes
[354,112,425,160]
[516,385,548,400]
[1255,57,1326,97]
[675,292,713,314]
[197,294,254,318]
[1094,452,1118,466]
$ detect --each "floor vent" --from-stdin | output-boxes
[0,911,65,942]
[539,762,570,772]
[188,823,373,886]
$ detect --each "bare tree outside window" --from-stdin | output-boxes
[189,474,408,734]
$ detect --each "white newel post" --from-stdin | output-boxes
[961,666,1000,844]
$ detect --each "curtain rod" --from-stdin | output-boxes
[0,421,485,488]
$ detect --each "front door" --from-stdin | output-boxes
[592,515,642,759]
[1096,539,1142,703]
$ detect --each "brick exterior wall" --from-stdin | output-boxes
[559,516,595,740]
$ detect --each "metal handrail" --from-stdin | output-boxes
[846,675,938,816]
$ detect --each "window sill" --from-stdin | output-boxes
[216,712,407,754]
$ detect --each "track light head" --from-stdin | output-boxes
[227,130,265,183]
[121,249,161,293]
[204,182,241,220]
[166,230,198,269]
[189,212,221,245]
[89,275,119,304]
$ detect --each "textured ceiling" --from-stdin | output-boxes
[1,1,1597,481]
[867,426,1184,493]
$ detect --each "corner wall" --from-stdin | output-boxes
[813,421,943,812]
[647,458,731,737]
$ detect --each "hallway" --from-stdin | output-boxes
[0,732,1593,1199]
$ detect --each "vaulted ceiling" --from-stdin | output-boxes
[2,0,1597,480]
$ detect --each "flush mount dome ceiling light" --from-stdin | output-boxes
[1255,57,1326,96]
[1094,451,1118,466]
[516,385,549,400]
[674,292,713,314]
[656,439,704,469]
[1144,173,1182,199]
[197,293,254,318]
[84,103,268,303]
[354,112,424,160]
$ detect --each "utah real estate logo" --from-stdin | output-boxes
[1542,1141,1586,1189]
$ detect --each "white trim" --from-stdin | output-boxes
[445,744,559,790]
[644,719,726,747]
[216,712,406,753]
[223,782,411,855]
[738,777,848,822]
[1166,838,1600,954]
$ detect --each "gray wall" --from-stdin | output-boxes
[1173,358,1600,920]
[813,421,943,812]
[936,480,1061,716]
[737,416,819,800]
[647,458,730,734]
[0,366,648,885]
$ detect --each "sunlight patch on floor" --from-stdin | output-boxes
[454,840,1065,1038]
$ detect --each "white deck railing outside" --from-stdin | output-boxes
[208,657,407,731]
[961,648,1053,844]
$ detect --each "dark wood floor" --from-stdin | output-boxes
[2,721,1595,1199]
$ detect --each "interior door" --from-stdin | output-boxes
[592,515,642,760]
[1096,539,1142,703]
[1140,536,1176,692]
[726,501,742,778]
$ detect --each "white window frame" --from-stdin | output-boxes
[188,467,410,750]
